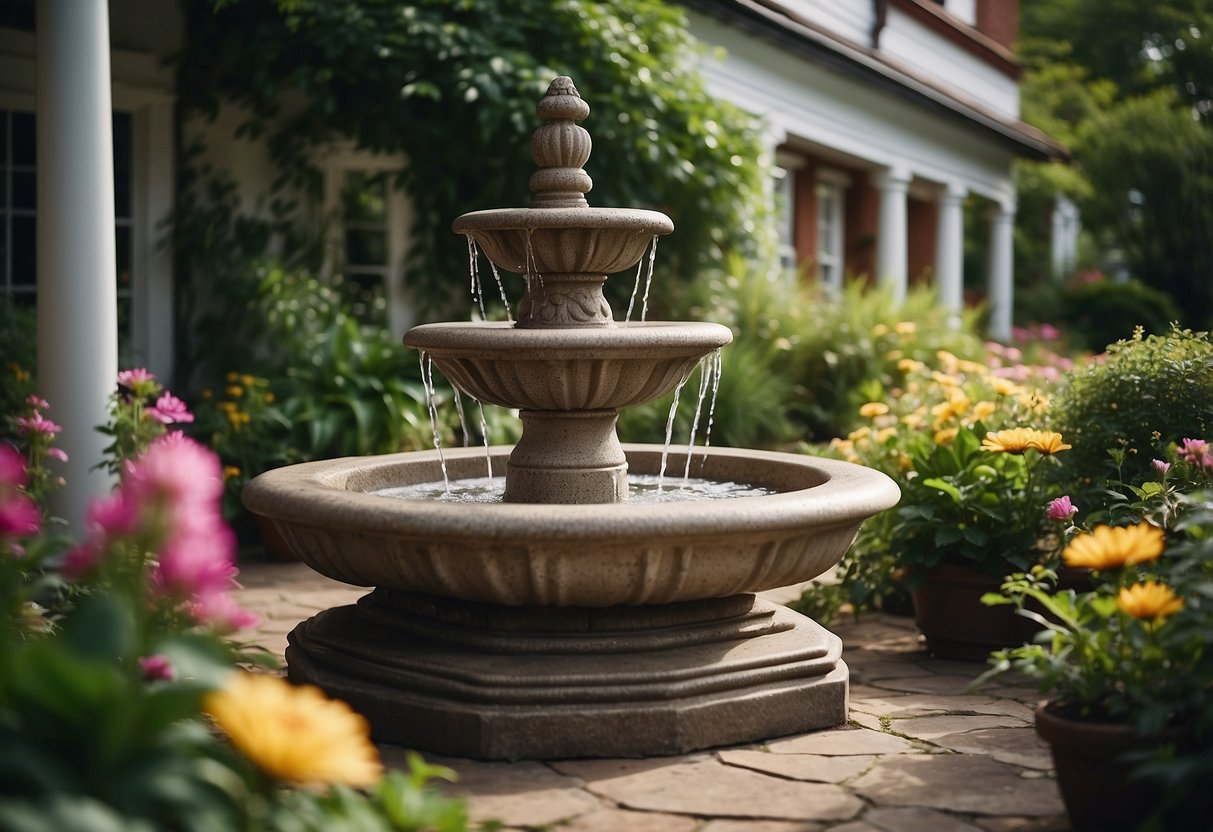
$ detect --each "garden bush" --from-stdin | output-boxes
[1049,325,1213,493]
[1059,276,1181,353]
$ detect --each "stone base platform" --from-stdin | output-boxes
[287,589,848,760]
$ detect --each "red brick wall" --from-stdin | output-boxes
[845,173,878,282]
[907,196,937,286]
[976,0,1018,49]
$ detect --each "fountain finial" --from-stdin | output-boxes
[529,76,593,208]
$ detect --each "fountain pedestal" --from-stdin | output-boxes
[287,590,847,760]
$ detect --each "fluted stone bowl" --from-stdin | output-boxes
[454,207,672,275]
[243,445,900,607]
[404,321,732,410]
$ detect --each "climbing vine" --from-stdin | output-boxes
[174,0,776,318]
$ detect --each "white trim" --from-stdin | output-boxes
[814,178,845,291]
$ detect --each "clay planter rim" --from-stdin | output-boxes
[1034,699,1185,754]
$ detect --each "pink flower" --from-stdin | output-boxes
[125,434,225,509]
[24,394,49,410]
[87,491,143,537]
[1038,323,1061,341]
[1178,438,1213,468]
[46,447,68,463]
[117,368,159,397]
[146,393,194,425]
[1046,495,1077,522]
[189,591,260,634]
[0,493,40,536]
[15,412,62,437]
[138,654,175,681]
[1152,459,1172,477]
[0,445,27,488]
[150,521,239,600]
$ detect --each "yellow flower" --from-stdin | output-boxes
[934,427,958,444]
[848,426,872,442]
[1062,522,1165,571]
[872,323,890,337]
[875,427,898,443]
[226,385,244,398]
[1117,581,1184,621]
[223,465,242,480]
[897,358,925,374]
[226,371,240,383]
[991,378,1018,396]
[982,429,1071,455]
[859,402,890,418]
[204,673,383,787]
[958,359,988,375]
[264,392,275,403]
[894,321,917,335]
[971,401,997,422]
[241,374,256,386]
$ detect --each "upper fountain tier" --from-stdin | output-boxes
[405,76,732,503]
[450,75,674,329]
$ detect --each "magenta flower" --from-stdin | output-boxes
[146,393,194,425]
[1046,495,1077,522]
[1152,459,1172,477]
[0,445,27,488]
[138,654,175,681]
[24,394,49,410]
[46,447,68,463]
[61,543,102,579]
[15,411,62,437]
[151,522,239,600]
[0,492,40,536]
[125,434,225,509]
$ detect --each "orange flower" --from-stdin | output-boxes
[204,673,383,787]
[1062,522,1165,571]
[859,402,890,418]
[1117,581,1184,621]
[982,428,1071,455]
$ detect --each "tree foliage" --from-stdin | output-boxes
[174,0,776,319]
[1018,0,1213,327]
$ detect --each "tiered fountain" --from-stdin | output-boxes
[244,77,899,760]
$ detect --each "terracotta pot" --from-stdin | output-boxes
[252,512,298,562]
[1035,701,1207,831]
[911,562,1091,661]
[910,562,1039,660]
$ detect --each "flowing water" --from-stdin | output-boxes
[376,473,775,504]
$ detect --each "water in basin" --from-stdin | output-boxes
[376,473,776,504]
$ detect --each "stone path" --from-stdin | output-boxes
[236,561,1070,831]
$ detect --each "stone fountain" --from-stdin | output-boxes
[244,77,899,760]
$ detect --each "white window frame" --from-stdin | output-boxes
[320,146,415,337]
[815,167,850,292]
[0,27,175,380]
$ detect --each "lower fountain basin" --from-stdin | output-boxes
[243,444,900,607]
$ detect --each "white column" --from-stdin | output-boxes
[874,166,911,304]
[133,100,176,382]
[36,0,118,529]
[934,181,966,328]
[987,197,1016,342]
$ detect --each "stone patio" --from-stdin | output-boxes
[235,561,1071,831]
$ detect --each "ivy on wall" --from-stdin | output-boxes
[175,0,777,319]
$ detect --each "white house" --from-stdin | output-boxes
[4,0,1062,525]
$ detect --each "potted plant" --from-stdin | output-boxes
[820,347,1077,658]
[985,486,1213,831]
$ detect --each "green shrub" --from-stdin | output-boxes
[0,299,36,439]
[1049,325,1213,491]
[1059,277,1181,352]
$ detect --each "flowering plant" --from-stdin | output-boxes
[802,350,1068,619]
[0,377,471,831]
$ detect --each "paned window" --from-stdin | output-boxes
[1,108,135,350]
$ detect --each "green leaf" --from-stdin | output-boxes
[61,594,136,664]
[922,478,962,504]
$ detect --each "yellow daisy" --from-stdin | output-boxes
[204,673,383,787]
[1117,581,1184,621]
[982,429,1071,455]
[1061,522,1166,571]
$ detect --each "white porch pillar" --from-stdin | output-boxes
[934,181,966,327]
[36,0,118,529]
[987,197,1016,342]
[874,166,911,304]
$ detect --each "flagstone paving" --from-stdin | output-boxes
[236,561,1071,831]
